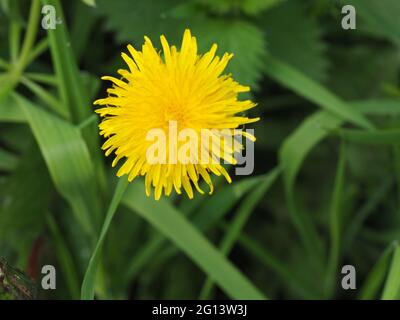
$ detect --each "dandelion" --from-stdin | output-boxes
[94,29,259,200]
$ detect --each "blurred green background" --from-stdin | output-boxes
[1,0,400,300]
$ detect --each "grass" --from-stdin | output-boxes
[0,0,400,300]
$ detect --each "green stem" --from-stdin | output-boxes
[9,21,21,63]
[17,0,41,69]
[0,0,41,102]
[325,142,346,297]
[20,76,67,118]
[25,72,58,86]
[25,38,49,66]
[8,0,21,63]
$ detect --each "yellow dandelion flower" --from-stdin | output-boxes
[94,29,259,200]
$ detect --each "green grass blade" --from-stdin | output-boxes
[382,243,400,300]
[280,111,343,188]
[344,177,393,251]
[264,55,374,130]
[42,0,107,196]
[235,232,319,299]
[8,1,21,63]
[279,111,340,262]
[351,99,400,116]
[147,175,279,278]
[71,0,98,60]
[0,93,25,123]
[199,167,280,299]
[0,145,51,254]
[20,76,67,118]
[14,93,99,238]
[325,143,346,297]
[359,242,397,300]
[342,0,400,46]
[0,0,40,103]
[189,175,267,231]
[81,178,128,300]
[41,0,88,122]
[123,182,267,300]
[82,0,96,7]
[124,174,266,281]
[278,100,400,264]
[25,72,57,86]
[336,128,400,145]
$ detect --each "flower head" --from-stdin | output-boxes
[95,29,259,200]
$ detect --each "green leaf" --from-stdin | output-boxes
[41,0,108,197]
[235,232,318,299]
[193,0,236,14]
[70,1,98,61]
[82,0,96,7]
[328,46,400,99]
[0,0,40,103]
[382,243,400,299]
[141,174,277,282]
[343,0,400,46]
[336,128,400,145]
[95,0,266,89]
[264,55,374,130]
[0,92,25,123]
[191,19,267,89]
[278,99,399,198]
[241,0,283,15]
[41,0,88,122]
[0,144,51,250]
[20,76,67,118]
[277,99,399,264]
[194,0,283,15]
[359,242,396,300]
[123,182,266,300]
[351,99,400,116]
[325,143,346,296]
[95,0,184,45]
[14,93,99,238]
[191,174,267,230]
[199,167,280,299]
[81,178,128,300]
[280,111,343,191]
[344,177,393,254]
[124,174,268,281]
[260,0,329,82]
[279,110,341,259]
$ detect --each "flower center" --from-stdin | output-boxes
[163,103,186,129]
